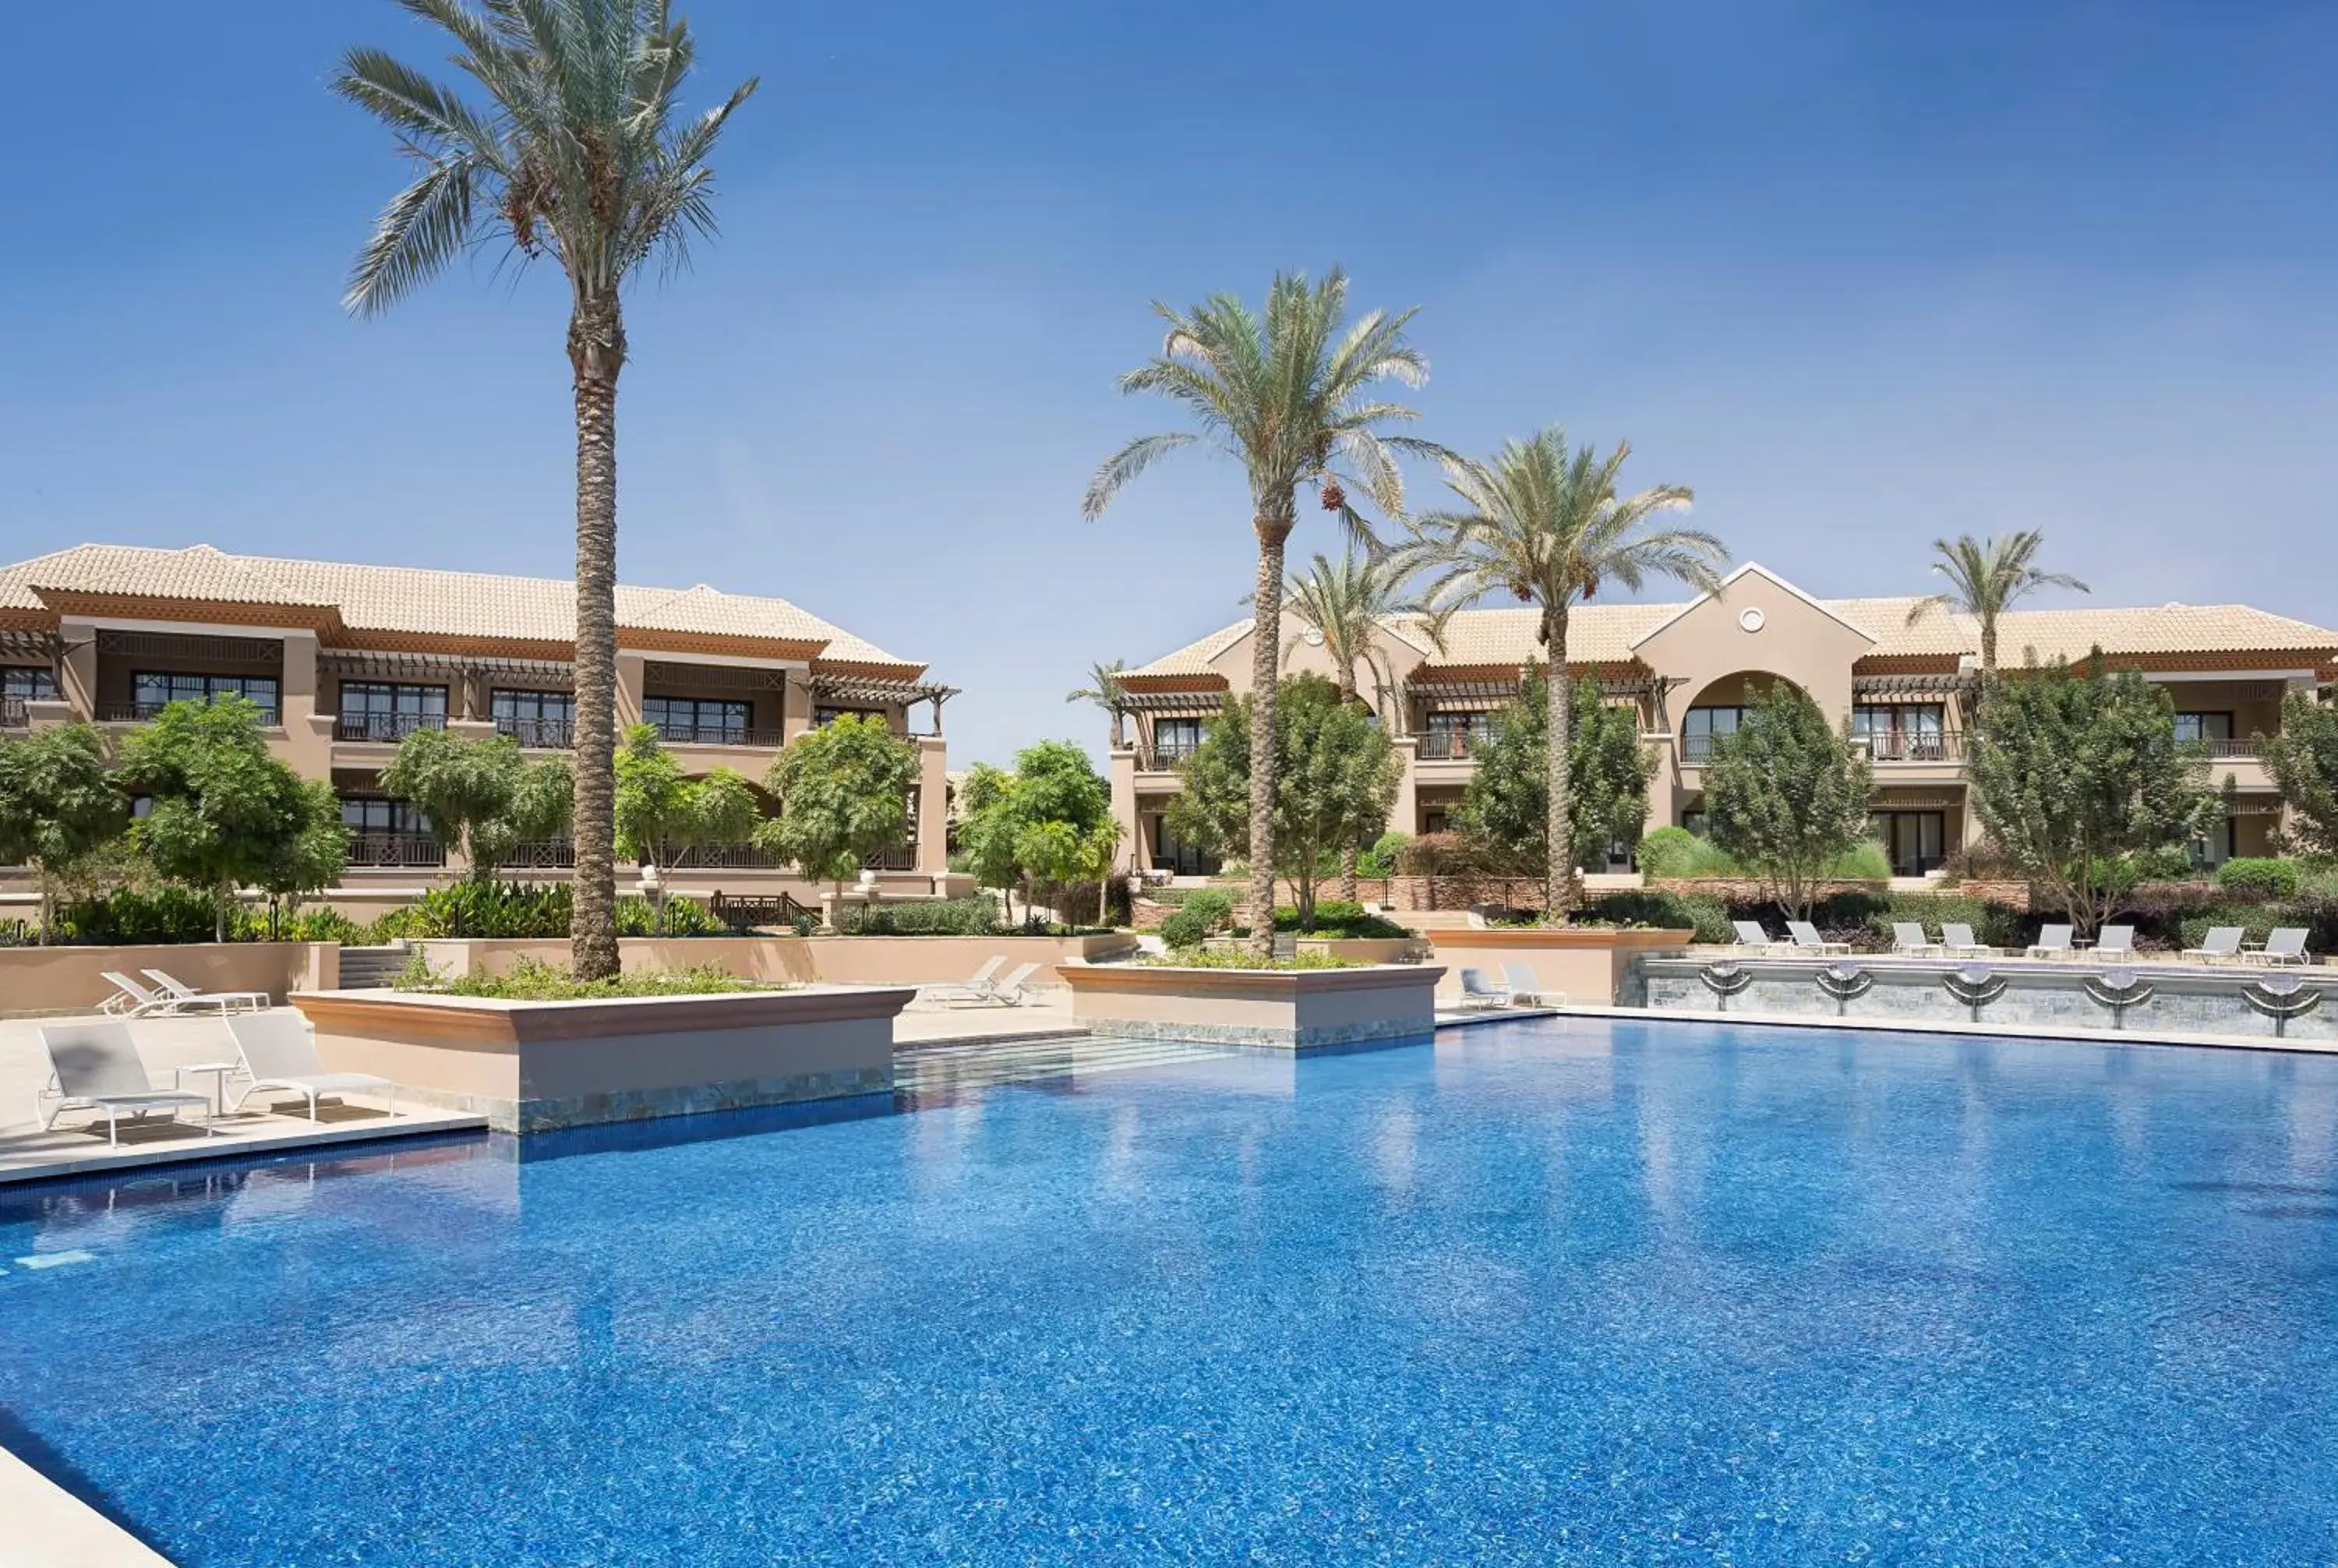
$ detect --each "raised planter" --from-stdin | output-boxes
[0,941,339,1019]
[1057,962,1444,1052]
[1292,937,1426,965]
[298,984,913,1133]
[1425,926,1694,1005]
[410,933,1139,989]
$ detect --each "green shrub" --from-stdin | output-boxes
[2215,857,2301,899]
[834,897,1002,936]
[1860,892,2029,952]
[1356,832,1410,879]
[616,895,722,937]
[1143,948,1358,970]
[48,886,224,945]
[269,907,369,944]
[1577,889,1733,943]
[1270,901,1411,938]
[415,956,778,1001]
[1821,842,1893,881]
[1181,889,1234,929]
[1159,908,1212,949]
[1637,826,1740,879]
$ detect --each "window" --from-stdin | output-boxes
[814,705,884,729]
[1852,705,1946,761]
[648,695,753,743]
[1423,710,1494,759]
[1147,813,1220,876]
[2190,816,2239,869]
[1682,706,1744,761]
[1422,809,1451,835]
[337,681,447,740]
[2175,712,2236,756]
[341,797,431,836]
[1,667,56,701]
[492,688,574,745]
[132,671,278,723]
[1152,718,1205,763]
[1681,809,1709,839]
[1867,810,1946,876]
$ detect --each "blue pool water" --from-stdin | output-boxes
[5,1019,2338,1565]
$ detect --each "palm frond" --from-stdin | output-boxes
[1082,432,1199,520]
[343,154,481,316]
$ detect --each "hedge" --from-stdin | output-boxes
[833,898,1001,937]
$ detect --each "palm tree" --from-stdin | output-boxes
[1414,429,1727,917]
[1285,548,1447,901]
[1083,268,1436,955]
[335,1,756,980]
[1065,660,1129,752]
[1905,531,2089,679]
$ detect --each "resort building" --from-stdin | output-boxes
[1111,563,2338,880]
[0,543,959,908]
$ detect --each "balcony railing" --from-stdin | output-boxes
[99,700,280,726]
[345,832,447,869]
[504,839,577,869]
[651,722,787,748]
[1861,730,1965,763]
[494,717,575,748]
[0,697,25,729]
[1417,731,1485,761]
[336,712,447,743]
[2199,736,2265,759]
[863,846,916,872]
[669,842,785,870]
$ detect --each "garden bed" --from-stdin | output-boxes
[1425,926,1695,1006]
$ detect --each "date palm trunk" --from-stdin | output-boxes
[1246,516,1291,957]
[1545,602,1575,920]
[1336,666,1360,906]
[569,290,626,980]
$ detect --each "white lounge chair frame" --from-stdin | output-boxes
[37,1022,214,1146]
[2089,926,2137,962]
[2184,927,2245,964]
[99,971,171,1017]
[952,961,1040,1007]
[143,969,271,1014]
[1454,968,1511,1009]
[2245,928,2312,967]
[1940,923,1993,959]
[1732,920,1791,955]
[1501,962,1557,1005]
[1891,923,1942,958]
[2026,924,2075,959]
[225,1012,397,1121]
[925,956,1006,1005]
[1785,921,1851,956]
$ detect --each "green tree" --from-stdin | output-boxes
[1702,683,1876,921]
[613,724,760,932]
[1084,268,1435,955]
[2263,689,2338,856]
[1284,547,1446,901]
[1065,660,1129,752]
[1968,655,2223,934]
[1414,429,1725,916]
[1167,675,1400,929]
[957,742,1120,928]
[756,715,918,903]
[1905,531,2089,679]
[0,723,129,943]
[380,727,573,878]
[336,1,758,980]
[253,779,353,939]
[113,698,327,941]
[1453,670,1652,883]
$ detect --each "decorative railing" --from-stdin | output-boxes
[494,717,575,748]
[652,722,788,748]
[863,846,916,872]
[1416,731,1482,761]
[669,842,783,869]
[1862,731,1965,763]
[99,700,280,726]
[1138,741,1200,769]
[709,890,817,931]
[504,839,577,870]
[345,832,447,868]
[0,697,25,729]
[336,712,447,743]
[2200,737,2264,759]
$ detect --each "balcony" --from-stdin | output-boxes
[863,846,917,872]
[336,712,447,743]
[669,842,785,870]
[494,716,575,748]
[345,832,447,869]
[1861,731,1965,764]
[652,722,787,749]
[504,839,577,870]
[99,700,280,726]
[2198,737,2265,759]
[1137,743,1199,772]
[1416,732,1484,761]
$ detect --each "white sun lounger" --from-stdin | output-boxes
[953,961,1040,1007]
[2245,927,2312,967]
[1454,968,1511,1009]
[1786,921,1850,956]
[37,1022,214,1146]
[926,955,1005,1005]
[2026,924,2075,959]
[2185,927,2245,963]
[1732,920,1789,954]
[1891,922,1941,957]
[1940,923,1993,959]
[143,969,271,1014]
[1501,962,1557,1005]
[100,971,172,1017]
[2090,926,2136,962]
[225,1012,397,1121]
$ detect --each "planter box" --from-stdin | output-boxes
[1057,962,1444,1052]
[0,941,338,1019]
[410,933,1140,990]
[1292,937,1426,965]
[298,984,913,1133]
[1425,926,1694,1005]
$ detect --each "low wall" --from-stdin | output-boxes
[412,934,1139,987]
[1425,927,1693,1005]
[1641,955,2338,1042]
[299,984,913,1132]
[0,941,337,1016]
[1058,962,1444,1051]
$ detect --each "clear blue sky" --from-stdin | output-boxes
[3,2,2333,766]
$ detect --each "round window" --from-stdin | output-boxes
[1738,607,1767,633]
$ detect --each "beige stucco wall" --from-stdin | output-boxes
[408,932,1135,987]
[0,941,337,1016]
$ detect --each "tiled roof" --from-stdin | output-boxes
[0,544,921,671]
[1126,596,2338,680]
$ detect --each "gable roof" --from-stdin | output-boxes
[0,544,923,673]
[1626,561,1880,651]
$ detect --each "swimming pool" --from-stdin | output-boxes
[5,1018,2336,1564]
